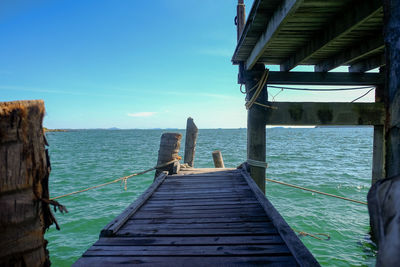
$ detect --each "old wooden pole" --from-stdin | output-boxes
[155,133,182,177]
[0,100,55,266]
[383,0,400,178]
[183,117,198,167]
[372,67,386,184]
[245,64,267,193]
[236,0,245,41]
[212,150,225,168]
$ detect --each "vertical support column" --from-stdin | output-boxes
[383,0,400,178]
[0,100,54,266]
[236,0,245,41]
[155,133,182,178]
[372,68,386,184]
[184,117,198,167]
[245,64,267,193]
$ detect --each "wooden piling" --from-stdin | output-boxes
[0,100,55,266]
[155,133,182,177]
[236,0,245,41]
[383,0,400,178]
[245,64,267,193]
[212,150,225,168]
[183,117,198,167]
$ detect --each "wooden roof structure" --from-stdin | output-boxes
[232,0,384,73]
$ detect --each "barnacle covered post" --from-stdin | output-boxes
[0,100,56,266]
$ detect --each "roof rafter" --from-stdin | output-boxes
[245,0,304,70]
[314,35,384,72]
[280,0,382,72]
[349,54,385,73]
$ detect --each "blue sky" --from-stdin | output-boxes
[1,0,374,129]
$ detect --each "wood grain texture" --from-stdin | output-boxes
[0,100,51,267]
[75,168,318,266]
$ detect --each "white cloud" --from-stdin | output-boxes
[127,112,156,117]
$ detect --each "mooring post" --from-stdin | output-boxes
[212,150,225,168]
[184,117,198,167]
[244,64,267,193]
[155,133,182,178]
[0,100,54,266]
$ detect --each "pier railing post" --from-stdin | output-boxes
[212,150,225,168]
[184,117,198,167]
[155,133,182,178]
[245,64,267,193]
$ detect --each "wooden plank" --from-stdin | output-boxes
[100,173,167,237]
[121,221,274,230]
[73,256,297,267]
[315,35,384,72]
[137,205,265,213]
[93,235,283,246]
[246,0,304,69]
[152,191,254,198]
[116,227,279,236]
[239,166,320,266]
[267,71,383,85]
[151,188,253,195]
[280,0,382,71]
[130,211,268,220]
[149,195,256,201]
[177,168,236,175]
[349,53,385,73]
[83,244,290,256]
[145,200,259,207]
[124,217,270,225]
[264,102,385,126]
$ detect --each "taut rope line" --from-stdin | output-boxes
[266,177,368,205]
[50,159,178,200]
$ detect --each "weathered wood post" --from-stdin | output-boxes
[372,67,386,184]
[236,0,245,41]
[212,150,225,168]
[155,133,182,178]
[383,0,400,179]
[0,100,56,266]
[183,117,198,167]
[245,64,267,193]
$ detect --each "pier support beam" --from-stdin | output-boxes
[155,133,182,177]
[372,68,386,184]
[245,64,267,193]
[383,1,400,178]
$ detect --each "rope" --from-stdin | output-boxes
[253,102,278,110]
[266,177,367,205]
[267,85,375,92]
[292,228,330,241]
[351,87,375,102]
[245,69,269,110]
[50,159,178,200]
[247,159,269,168]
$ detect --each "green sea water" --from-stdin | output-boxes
[45,128,376,266]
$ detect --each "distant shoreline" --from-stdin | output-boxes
[44,127,68,132]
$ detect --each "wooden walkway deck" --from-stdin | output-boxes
[73,166,319,266]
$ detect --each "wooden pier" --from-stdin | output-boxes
[73,166,318,266]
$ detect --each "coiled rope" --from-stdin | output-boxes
[50,159,178,200]
[245,69,270,110]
